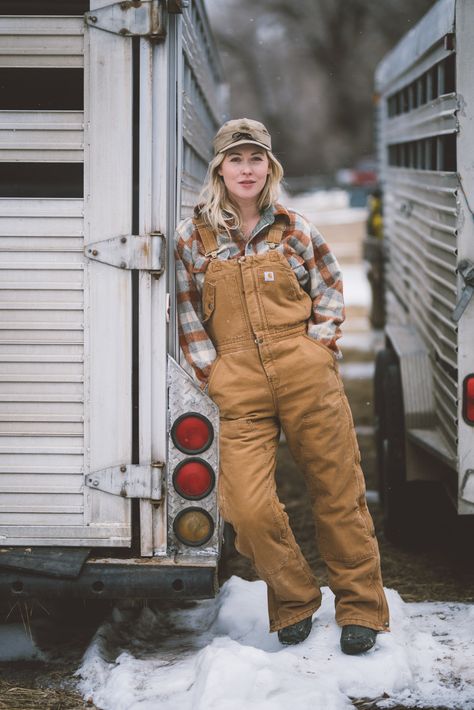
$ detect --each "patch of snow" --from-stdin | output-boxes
[284,189,367,226]
[339,361,375,380]
[77,577,474,710]
[0,623,45,661]
[341,263,371,307]
[341,330,384,352]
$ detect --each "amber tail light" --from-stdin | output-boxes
[173,508,214,546]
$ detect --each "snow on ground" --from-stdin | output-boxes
[0,622,45,662]
[76,577,474,710]
[341,263,371,308]
[283,188,367,225]
[339,361,375,380]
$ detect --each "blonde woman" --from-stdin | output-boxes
[174,118,390,653]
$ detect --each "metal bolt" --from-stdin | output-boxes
[93,480,99,487]
[90,15,97,22]
[121,237,127,243]
[92,249,98,256]
[120,261,127,269]
[120,465,127,473]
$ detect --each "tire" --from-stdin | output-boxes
[374,348,397,506]
[381,359,447,548]
[381,361,408,544]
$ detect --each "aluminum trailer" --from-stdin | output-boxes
[0,0,227,599]
[374,0,474,542]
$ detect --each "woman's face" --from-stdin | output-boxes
[217,144,270,206]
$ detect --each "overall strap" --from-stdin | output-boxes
[192,217,220,258]
[265,217,286,248]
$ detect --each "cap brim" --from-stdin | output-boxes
[218,139,270,154]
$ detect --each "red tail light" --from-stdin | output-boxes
[463,375,474,424]
[173,458,215,499]
[171,413,214,454]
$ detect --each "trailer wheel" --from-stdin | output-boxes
[374,348,397,506]
[381,359,447,547]
[381,360,410,544]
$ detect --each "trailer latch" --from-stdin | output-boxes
[85,232,164,276]
[85,0,165,40]
[451,259,474,322]
[86,462,164,500]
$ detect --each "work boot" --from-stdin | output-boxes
[277,616,313,645]
[340,625,377,655]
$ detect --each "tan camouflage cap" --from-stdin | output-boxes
[213,118,272,155]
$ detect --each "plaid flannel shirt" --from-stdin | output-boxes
[174,202,345,385]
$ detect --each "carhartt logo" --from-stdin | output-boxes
[264,271,275,282]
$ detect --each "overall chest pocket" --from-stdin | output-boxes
[201,273,248,341]
[256,258,312,328]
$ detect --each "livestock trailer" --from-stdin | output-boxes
[0,0,226,598]
[374,0,474,542]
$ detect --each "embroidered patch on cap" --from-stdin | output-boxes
[264,271,275,282]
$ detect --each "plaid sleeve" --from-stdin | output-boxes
[291,213,345,358]
[174,219,217,386]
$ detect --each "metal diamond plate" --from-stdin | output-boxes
[167,356,221,557]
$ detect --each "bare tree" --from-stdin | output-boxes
[207,0,436,177]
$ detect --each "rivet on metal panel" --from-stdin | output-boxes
[93,480,99,487]
[120,261,127,269]
[92,249,98,256]
[120,465,127,473]
[90,15,97,22]
[121,237,127,243]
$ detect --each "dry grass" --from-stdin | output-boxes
[0,678,98,710]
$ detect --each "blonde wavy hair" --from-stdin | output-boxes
[197,148,284,235]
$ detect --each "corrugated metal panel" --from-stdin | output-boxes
[0,111,84,162]
[0,11,133,545]
[383,167,459,454]
[0,198,86,524]
[0,16,84,68]
[180,0,224,218]
[384,93,457,143]
[375,0,454,91]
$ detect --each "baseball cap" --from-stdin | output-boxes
[213,118,272,155]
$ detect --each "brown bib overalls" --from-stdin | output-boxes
[193,216,390,634]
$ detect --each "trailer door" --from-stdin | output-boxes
[0,2,145,546]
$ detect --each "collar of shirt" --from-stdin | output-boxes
[200,202,290,255]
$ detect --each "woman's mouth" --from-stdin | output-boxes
[239,181,256,186]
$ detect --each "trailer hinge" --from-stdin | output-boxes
[85,232,165,275]
[85,0,166,40]
[86,462,164,500]
[167,0,189,13]
[451,259,474,322]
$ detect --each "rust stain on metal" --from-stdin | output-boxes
[120,1,142,10]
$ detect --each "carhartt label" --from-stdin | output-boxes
[264,271,275,282]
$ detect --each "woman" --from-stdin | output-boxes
[174,118,390,654]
